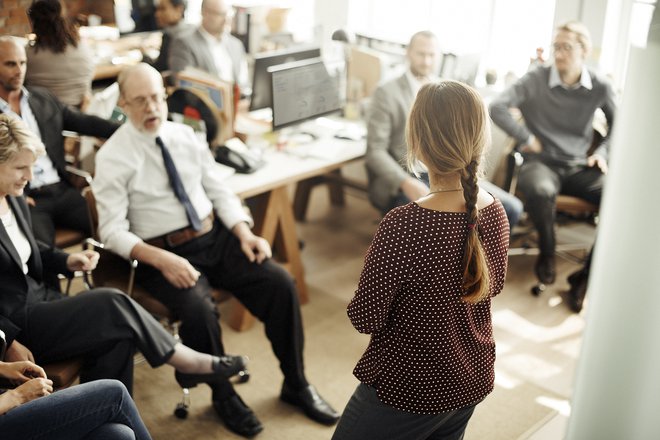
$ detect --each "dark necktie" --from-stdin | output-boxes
[155,136,203,231]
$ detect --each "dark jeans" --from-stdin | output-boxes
[27,182,91,246]
[0,379,152,440]
[517,155,603,256]
[135,220,307,399]
[332,383,478,440]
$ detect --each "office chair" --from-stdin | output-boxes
[81,187,249,419]
[501,135,600,296]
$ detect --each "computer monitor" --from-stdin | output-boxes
[269,58,342,131]
[249,45,321,112]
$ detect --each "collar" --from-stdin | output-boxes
[549,65,593,90]
[125,119,162,144]
[199,26,224,45]
[405,70,434,96]
[0,87,29,114]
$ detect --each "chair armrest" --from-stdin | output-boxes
[504,150,525,195]
[84,238,139,296]
[65,165,93,189]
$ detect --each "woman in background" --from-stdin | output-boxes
[332,81,510,440]
[25,0,95,108]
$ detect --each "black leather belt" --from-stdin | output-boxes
[146,213,214,248]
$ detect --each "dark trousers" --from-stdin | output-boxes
[135,221,307,399]
[332,383,478,440]
[27,182,91,246]
[517,156,603,257]
[20,282,176,394]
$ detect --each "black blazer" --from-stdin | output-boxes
[25,86,119,182]
[0,196,69,344]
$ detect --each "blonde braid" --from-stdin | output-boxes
[460,160,490,303]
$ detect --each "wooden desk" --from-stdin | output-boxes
[224,136,366,330]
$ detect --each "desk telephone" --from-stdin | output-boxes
[214,137,265,174]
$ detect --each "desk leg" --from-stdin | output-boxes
[251,186,309,304]
[293,170,347,222]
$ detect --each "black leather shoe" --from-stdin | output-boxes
[535,254,556,285]
[213,394,263,438]
[280,383,340,425]
[175,355,248,388]
[566,270,588,313]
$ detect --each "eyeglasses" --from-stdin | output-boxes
[552,43,582,53]
[125,93,168,108]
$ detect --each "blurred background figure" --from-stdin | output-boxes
[25,0,95,109]
[150,0,193,73]
[528,46,546,70]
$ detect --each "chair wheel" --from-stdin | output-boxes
[531,283,546,296]
[235,369,250,384]
[174,403,189,419]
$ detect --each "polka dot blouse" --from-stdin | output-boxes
[348,200,510,414]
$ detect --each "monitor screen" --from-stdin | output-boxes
[249,45,321,112]
[270,58,342,131]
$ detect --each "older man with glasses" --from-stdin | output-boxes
[93,63,339,438]
[490,21,617,312]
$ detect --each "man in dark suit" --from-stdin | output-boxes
[0,36,119,246]
[168,0,249,90]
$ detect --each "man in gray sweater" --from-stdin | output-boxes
[490,21,616,312]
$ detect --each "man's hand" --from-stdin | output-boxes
[400,176,429,202]
[520,136,543,154]
[587,154,608,174]
[157,251,201,289]
[232,222,272,264]
[25,196,36,207]
[66,250,100,272]
[0,360,47,385]
[4,340,34,363]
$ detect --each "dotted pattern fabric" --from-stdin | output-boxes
[348,200,510,414]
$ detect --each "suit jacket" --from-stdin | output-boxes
[365,74,416,211]
[24,87,119,190]
[0,197,69,344]
[169,28,247,87]
[151,22,195,72]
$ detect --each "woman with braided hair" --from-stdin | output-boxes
[333,80,510,440]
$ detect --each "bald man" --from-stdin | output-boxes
[92,63,339,437]
[0,36,118,248]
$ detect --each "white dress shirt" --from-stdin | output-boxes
[92,120,252,259]
[199,27,247,85]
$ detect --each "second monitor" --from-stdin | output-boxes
[249,44,321,112]
[269,58,342,131]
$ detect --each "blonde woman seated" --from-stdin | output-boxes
[0,114,247,419]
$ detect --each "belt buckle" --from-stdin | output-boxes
[165,232,182,248]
